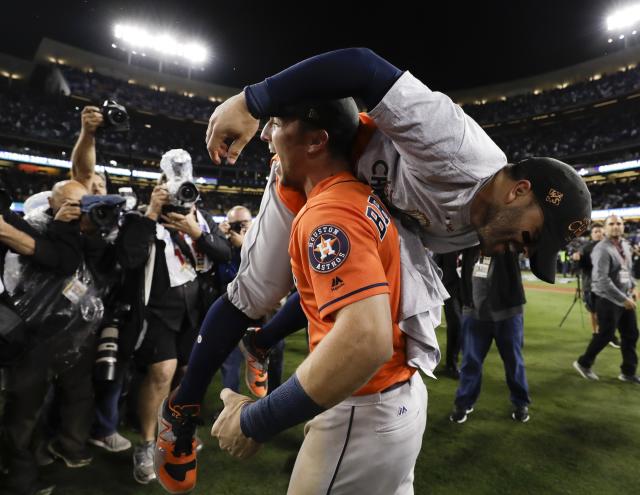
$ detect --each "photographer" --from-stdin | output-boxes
[571,222,605,338]
[115,149,231,484]
[68,103,132,455]
[2,179,123,495]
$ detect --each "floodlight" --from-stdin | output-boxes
[112,23,208,65]
[607,4,640,31]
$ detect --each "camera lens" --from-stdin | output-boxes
[176,182,199,203]
[110,109,127,124]
[95,324,119,381]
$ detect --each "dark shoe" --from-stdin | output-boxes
[511,405,530,423]
[609,336,621,349]
[573,360,599,381]
[441,364,460,380]
[47,441,92,468]
[449,405,474,424]
[33,442,55,467]
[618,374,640,384]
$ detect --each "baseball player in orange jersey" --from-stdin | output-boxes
[210,99,426,495]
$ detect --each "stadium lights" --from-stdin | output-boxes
[607,4,640,31]
[113,23,208,65]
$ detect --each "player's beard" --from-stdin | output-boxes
[476,202,528,255]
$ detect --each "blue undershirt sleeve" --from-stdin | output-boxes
[244,48,403,118]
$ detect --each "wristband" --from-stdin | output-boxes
[240,373,325,443]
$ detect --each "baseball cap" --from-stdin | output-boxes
[273,97,360,149]
[516,157,592,283]
[79,194,126,213]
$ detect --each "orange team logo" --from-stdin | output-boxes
[545,188,564,206]
[308,225,350,273]
[314,236,337,261]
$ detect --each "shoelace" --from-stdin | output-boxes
[172,416,204,457]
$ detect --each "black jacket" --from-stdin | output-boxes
[1,211,83,279]
[460,247,526,314]
[116,210,231,357]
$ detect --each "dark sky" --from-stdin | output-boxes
[0,0,629,91]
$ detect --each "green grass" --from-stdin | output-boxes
[37,285,640,494]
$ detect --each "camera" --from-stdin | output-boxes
[162,181,200,215]
[94,304,130,381]
[229,221,246,234]
[159,149,200,215]
[80,194,126,235]
[101,99,130,132]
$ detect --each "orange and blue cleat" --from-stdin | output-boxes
[154,397,202,494]
[239,327,270,398]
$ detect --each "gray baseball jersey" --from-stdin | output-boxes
[228,70,506,320]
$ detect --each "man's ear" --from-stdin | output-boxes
[307,129,329,156]
[505,179,533,204]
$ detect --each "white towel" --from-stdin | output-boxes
[395,220,449,378]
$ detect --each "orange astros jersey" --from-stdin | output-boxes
[289,171,415,396]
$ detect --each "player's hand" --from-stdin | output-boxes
[161,211,202,239]
[54,200,81,223]
[571,252,581,261]
[80,106,103,135]
[205,93,259,165]
[623,298,636,310]
[211,388,261,459]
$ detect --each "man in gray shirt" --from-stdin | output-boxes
[574,215,639,383]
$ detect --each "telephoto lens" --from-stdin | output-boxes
[95,321,119,381]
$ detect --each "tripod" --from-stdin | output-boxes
[559,273,584,328]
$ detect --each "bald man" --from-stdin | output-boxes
[2,179,118,494]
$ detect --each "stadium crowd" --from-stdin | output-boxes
[463,64,640,124]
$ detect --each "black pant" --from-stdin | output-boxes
[578,297,639,376]
[1,336,95,493]
[443,294,462,368]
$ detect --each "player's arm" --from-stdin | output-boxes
[211,293,393,458]
[71,106,103,188]
[296,293,393,407]
[206,48,401,163]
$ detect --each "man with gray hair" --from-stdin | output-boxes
[574,215,639,383]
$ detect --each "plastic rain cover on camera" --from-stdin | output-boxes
[2,206,53,293]
[10,260,104,369]
[23,191,52,216]
[24,201,53,235]
[160,148,194,195]
[160,149,194,182]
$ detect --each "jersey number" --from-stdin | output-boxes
[366,195,390,241]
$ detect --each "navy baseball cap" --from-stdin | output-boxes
[274,97,360,148]
[80,194,126,212]
[516,157,592,283]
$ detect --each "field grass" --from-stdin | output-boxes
[35,281,640,494]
